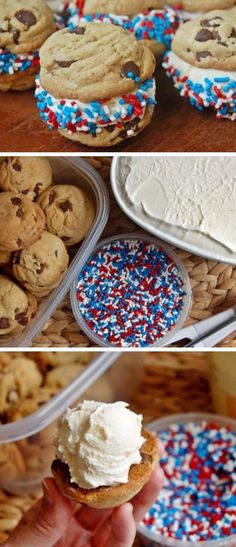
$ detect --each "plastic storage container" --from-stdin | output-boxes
[70,233,192,347]
[208,353,236,419]
[0,352,118,494]
[138,412,236,547]
[1,157,109,348]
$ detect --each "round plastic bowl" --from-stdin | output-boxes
[70,233,192,348]
[138,412,236,547]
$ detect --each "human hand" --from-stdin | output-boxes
[4,441,164,547]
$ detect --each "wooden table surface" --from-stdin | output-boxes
[1,67,235,153]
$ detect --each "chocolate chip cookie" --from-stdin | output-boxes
[12,231,69,297]
[172,9,236,70]
[0,275,31,336]
[0,157,52,200]
[0,0,55,91]
[0,192,45,251]
[168,0,235,14]
[37,184,95,245]
[66,1,179,58]
[163,9,236,120]
[0,355,42,413]
[35,23,156,146]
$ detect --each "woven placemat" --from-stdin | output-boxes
[33,157,236,347]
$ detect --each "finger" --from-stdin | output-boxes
[132,467,164,524]
[156,439,165,459]
[107,504,136,547]
[8,478,73,547]
[76,505,112,532]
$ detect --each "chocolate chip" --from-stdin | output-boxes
[201,17,222,28]
[70,26,85,35]
[12,28,20,44]
[13,161,21,172]
[59,200,73,212]
[231,28,236,38]
[34,183,43,198]
[56,60,76,67]
[48,191,56,204]
[0,318,10,329]
[16,207,23,218]
[36,263,45,275]
[61,236,70,242]
[195,29,213,42]
[12,251,21,264]
[15,10,37,28]
[121,61,140,79]
[106,124,117,133]
[11,197,22,206]
[55,250,58,258]
[196,51,213,61]
[15,312,28,325]
[21,189,29,195]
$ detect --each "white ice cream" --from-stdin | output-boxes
[120,156,236,252]
[55,400,145,489]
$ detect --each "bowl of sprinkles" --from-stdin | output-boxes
[139,413,236,546]
[70,234,191,347]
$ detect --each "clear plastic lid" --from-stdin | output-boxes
[0,352,118,443]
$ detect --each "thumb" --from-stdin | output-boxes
[9,478,73,547]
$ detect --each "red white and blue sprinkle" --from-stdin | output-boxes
[35,77,156,135]
[0,48,39,75]
[163,51,236,121]
[66,4,180,50]
[141,420,236,542]
[75,239,186,347]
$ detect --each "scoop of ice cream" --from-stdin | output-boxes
[55,400,145,489]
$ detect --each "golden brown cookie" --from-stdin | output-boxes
[0,192,45,251]
[12,231,69,297]
[37,185,95,245]
[82,0,164,16]
[52,429,158,509]
[29,351,95,371]
[36,23,156,146]
[0,250,11,266]
[0,0,55,91]
[172,9,236,70]
[0,355,42,413]
[0,275,30,337]
[0,157,52,200]
[168,0,235,12]
[7,386,58,422]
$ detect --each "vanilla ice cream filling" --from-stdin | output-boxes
[55,401,145,489]
[163,51,236,121]
[121,156,236,252]
[35,77,156,135]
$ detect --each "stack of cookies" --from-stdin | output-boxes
[0,0,55,91]
[131,352,213,423]
[163,6,236,120]
[0,157,95,340]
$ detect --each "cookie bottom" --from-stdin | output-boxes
[142,39,165,58]
[58,106,154,148]
[0,66,38,92]
[52,429,158,509]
